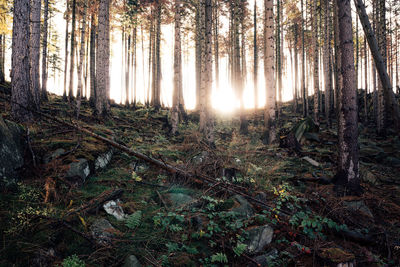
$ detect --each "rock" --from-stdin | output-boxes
[123,255,141,267]
[90,218,115,244]
[302,156,320,167]
[231,195,254,218]
[103,199,127,221]
[43,148,65,164]
[0,116,26,187]
[343,200,374,219]
[245,225,274,254]
[192,151,209,165]
[66,158,90,184]
[95,149,113,170]
[165,193,193,208]
[250,249,278,267]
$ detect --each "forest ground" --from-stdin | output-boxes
[0,82,400,266]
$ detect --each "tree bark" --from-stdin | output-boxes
[301,0,308,117]
[264,0,276,144]
[76,0,88,118]
[323,0,332,126]
[41,0,49,101]
[253,0,258,110]
[95,0,110,117]
[11,0,33,122]
[89,13,96,107]
[68,0,77,101]
[172,0,182,135]
[30,0,41,110]
[312,0,319,122]
[336,0,361,194]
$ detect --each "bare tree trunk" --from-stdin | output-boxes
[253,0,258,110]
[126,34,131,107]
[172,0,182,135]
[95,0,110,117]
[294,24,299,114]
[41,0,49,101]
[323,0,332,126]
[312,0,319,122]
[30,0,41,110]
[213,0,220,90]
[301,0,308,117]
[264,0,276,144]
[354,0,400,130]
[364,33,368,122]
[89,13,96,107]
[133,25,137,109]
[68,0,77,101]
[11,0,33,122]
[0,35,4,83]
[335,0,361,195]
[76,0,88,118]
[63,0,70,100]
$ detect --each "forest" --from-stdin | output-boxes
[0,0,400,266]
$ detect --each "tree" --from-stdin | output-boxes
[41,0,49,101]
[89,12,96,107]
[312,0,319,122]
[30,0,41,110]
[335,0,361,195]
[263,0,276,144]
[95,0,110,117]
[68,0,77,101]
[76,0,88,117]
[323,0,332,126]
[11,0,33,122]
[253,0,258,110]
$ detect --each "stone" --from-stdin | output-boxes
[231,195,254,218]
[302,156,320,167]
[0,116,26,187]
[245,225,274,255]
[165,193,193,208]
[343,200,374,219]
[250,249,278,267]
[90,218,115,244]
[123,255,141,267]
[43,148,65,164]
[95,149,113,170]
[66,158,90,184]
[192,151,209,165]
[103,199,127,221]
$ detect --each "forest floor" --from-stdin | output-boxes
[1,82,400,266]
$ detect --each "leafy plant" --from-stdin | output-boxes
[211,252,228,264]
[125,210,142,229]
[61,255,85,267]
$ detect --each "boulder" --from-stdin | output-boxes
[66,158,90,184]
[43,148,65,164]
[90,218,115,244]
[231,195,254,218]
[103,199,127,221]
[343,200,374,219]
[0,116,26,187]
[95,149,113,170]
[123,255,141,267]
[245,225,274,254]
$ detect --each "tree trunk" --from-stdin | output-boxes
[89,13,96,107]
[11,0,33,122]
[0,35,4,83]
[76,0,88,118]
[323,0,332,126]
[68,0,77,101]
[133,25,137,108]
[239,0,248,134]
[294,25,299,114]
[264,0,276,144]
[95,0,110,117]
[301,0,308,117]
[30,0,41,110]
[63,0,70,100]
[354,0,400,130]
[253,0,258,110]
[41,0,49,101]
[336,0,361,195]
[126,34,131,106]
[172,0,182,135]
[312,0,319,122]
[213,0,220,90]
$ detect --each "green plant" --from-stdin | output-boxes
[211,252,228,264]
[125,210,142,229]
[61,255,85,267]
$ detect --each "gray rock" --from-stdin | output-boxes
[43,148,65,164]
[245,225,274,254]
[343,200,374,219]
[0,116,25,187]
[95,149,113,170]
[165,193,193,208]
[231,195,254,218]
[251,249,279,267]
[123,255,141,267]
[103,199,127,221]
[192,151,209,165]
[66,158,90,183]
[90,218,115,244]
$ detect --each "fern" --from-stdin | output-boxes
[125,210,142,229]
[233,243,247,256]
[211,253,228,263]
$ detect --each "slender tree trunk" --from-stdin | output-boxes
[312,0,319,122]
[172,0,182,135]
[323,0,332,126]
[336,0,361,195]
[213,0,220,90]
[89,13,96,107]
[126,34,131,107]
[95,0,110,117]
[354,0,400,130]
[294,25,299,114]
[239,0,248,134]
[301,0,308,117]
[68,0,77,101]
[147,9,153,107]
[30,0,41,110]
[76,0,88,118]
[364,33,368,122]
[133,25,137,108]
[0,35,4,83]
[253,0,258,110]
[333,0,341,115]
[264,0,276,144]
[11,0,33,122]
[195,4,202,111]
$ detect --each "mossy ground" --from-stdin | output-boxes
[1,85,400,266]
